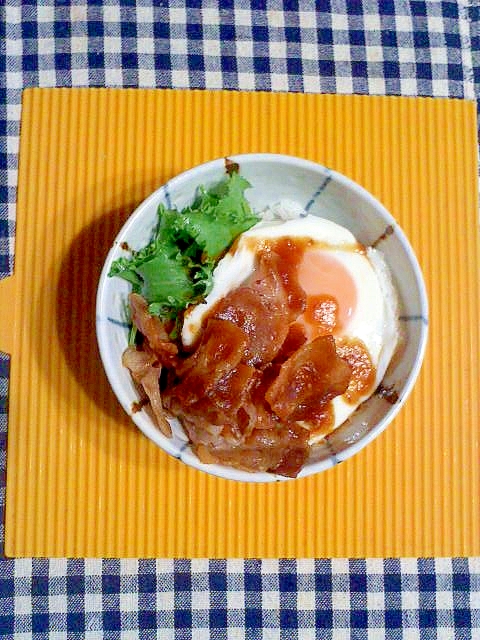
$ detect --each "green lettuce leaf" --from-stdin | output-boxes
[108,170,259,322]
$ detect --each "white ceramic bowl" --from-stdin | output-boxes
[96,153,428,482]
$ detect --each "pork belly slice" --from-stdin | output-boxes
[265,335,352,423]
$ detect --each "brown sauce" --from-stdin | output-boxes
[302,294,339,336]
[335,337,376,404]
[376,383,399,404]
[224,157,240,175]
[308,402,336,440]
[132,398,149,413]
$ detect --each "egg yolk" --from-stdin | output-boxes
[295,249,357,339]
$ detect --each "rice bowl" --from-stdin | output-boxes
[96,154,428,481]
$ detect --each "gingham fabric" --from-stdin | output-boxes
[1,1,480,638]
[0,558,478,638]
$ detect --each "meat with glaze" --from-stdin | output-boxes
[123,239,359,478]
[265,335,352,422]
[129,293,178,364]
[122,346,172,437]
[211,244,306,367]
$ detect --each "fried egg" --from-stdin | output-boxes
[182,208,399,437]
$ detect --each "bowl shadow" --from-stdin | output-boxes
[53,205,139,430]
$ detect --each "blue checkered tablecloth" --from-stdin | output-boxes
[1,1,480,638]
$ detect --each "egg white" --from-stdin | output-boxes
[182,212,399,436]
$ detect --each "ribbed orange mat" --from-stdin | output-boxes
[1,88,479,558]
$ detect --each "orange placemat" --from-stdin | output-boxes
[1,88,479,558]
